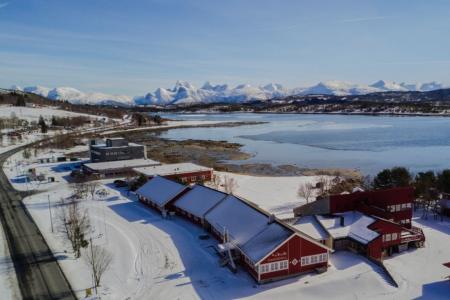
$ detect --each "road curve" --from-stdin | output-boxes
[0,144,76,300]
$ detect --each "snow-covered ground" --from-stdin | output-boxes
[0,105,108,122]
[10,151,449,299]
[213,171,323,219]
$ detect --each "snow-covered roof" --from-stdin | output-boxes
[174,185,227,218]
[134,163,212,177]
[135,176,188,207]
[290,216,329,241]
[316,211,379,244]
[83,159,160,171]
[205,194,293,263]
[241,222,293,263]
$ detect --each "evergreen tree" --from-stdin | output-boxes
[437,170,450,193]
[38,115,48,133]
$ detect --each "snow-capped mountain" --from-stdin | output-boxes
[10,80,447,106]
[11,85,133,106]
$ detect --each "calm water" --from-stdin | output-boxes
[159,113,450,175]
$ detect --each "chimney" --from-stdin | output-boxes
[268,214,275,224]
[339,216,345,227]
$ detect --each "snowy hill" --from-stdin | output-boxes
[9,80,447,106]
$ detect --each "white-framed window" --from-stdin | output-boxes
[401,203,407,209]
[406,203,412,208]
[405,219,410,223]
[396,204,401,212]
[279,260,288,270]
[191,176,197,181]
[259,260,288,274]
[301,253,327,266]
[392,233,398,240]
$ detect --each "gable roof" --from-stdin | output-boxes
[174,184,227,219]
[241,222,293,263]
[204,194,296,262]
[290,216,329,241]
[136,176,187,208]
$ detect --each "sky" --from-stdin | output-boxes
[1,0,450,95]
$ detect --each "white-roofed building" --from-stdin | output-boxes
[136,176,188,214]
[134,162,213,184]
[82,158,160,177]
[316,211,379,245]
[290,216,330,246]
[173,184,227,225]
[204,194,330,283]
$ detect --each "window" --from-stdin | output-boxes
[405,219,410,223]
[406,203,412,208]
[191,176,197,182]
[401,203,407,209]
[279,260,288,270]
[301,254,327,266]
[396,204,401,212]
[392,233,398,240]
[385,234,392,242]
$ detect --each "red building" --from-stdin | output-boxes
[204,194,330,283]
[329,187,414,228]
[134,162,213,184]
[294,187,425,261]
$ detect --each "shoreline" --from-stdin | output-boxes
[101,120,361,179]
[160,110,450,118]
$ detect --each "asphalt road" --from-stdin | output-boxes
[0,145,76,300]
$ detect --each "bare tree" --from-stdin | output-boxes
[211,174,222,190]
[57,200,90,258]
[71,182,88,199]
[223,175,238,194]
[297,182,314,204]
[317,176,332,197]
[84,245,113,289]
[86,182,100,200]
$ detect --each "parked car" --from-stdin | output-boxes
[114,179,128,188]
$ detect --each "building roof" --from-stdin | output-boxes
[134,162,212,177]
[136,176,188,208]
[205,194,294,263]
[83,158,160,171]
[316,211,379,244]
[290,216,329,241]
[241,222,293,263]
[174,185,227,218]
[91,142,142,149]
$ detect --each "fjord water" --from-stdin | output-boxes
[160,113,450,175]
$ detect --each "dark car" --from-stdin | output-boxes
[114,179,128,188]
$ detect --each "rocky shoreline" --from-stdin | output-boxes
[111,121,361,179]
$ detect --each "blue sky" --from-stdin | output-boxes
[1,0,450,95]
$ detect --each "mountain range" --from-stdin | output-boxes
[9,80,447,106]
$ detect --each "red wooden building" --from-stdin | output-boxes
[137,177,331,283]
[294,187,425,261]
[134,162,213,184]
[204,194,330,283]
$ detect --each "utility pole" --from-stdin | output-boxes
[48,194,53,233]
